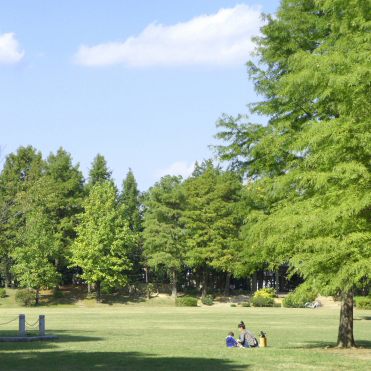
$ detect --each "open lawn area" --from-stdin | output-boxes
[1,302,371,371]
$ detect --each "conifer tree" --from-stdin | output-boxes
[214,0,371,347]
[182,161,243,297]
[142,175,185,299]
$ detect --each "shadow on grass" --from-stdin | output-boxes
[0,330,103,350]
[290,340,371,349]
[0,350,248,371]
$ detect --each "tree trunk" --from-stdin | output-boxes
[337,288,355,348]
[258,271,264,290]
[251,272,257,293]
[35,287,40,306]
[96,281,101,303]
[88,283,91,295]
[201,269,208,298]
[145,265,150,300]
[195,271,200,293]
[224,271,230,297]
[171,269,177,299]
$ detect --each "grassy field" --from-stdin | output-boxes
[1,290,371,371]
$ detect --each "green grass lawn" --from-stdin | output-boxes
[1,298,371,371]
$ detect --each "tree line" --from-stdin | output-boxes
[1,0,370,348]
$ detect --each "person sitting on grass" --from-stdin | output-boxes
[236,321,259,348]
[225,331,238,347]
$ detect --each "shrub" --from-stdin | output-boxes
[250,296,273,307]
[273,302,282,308]
[0,288,6,298]
[15,290,35,307]
[283,285,317,308]
[175,296,198,307]
[356,298,371,310]
[241,302,250,307]
[201,296,214,306]
[230,304,237,307]
[53,290,64,298]
[252,287,275,300]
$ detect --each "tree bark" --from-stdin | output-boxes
[88,283,91,295]
[337,287,355,348]
[195,271,200,293]
[96,280,101,303]
[35,287,40,306]
[171,269,177,299]
[251,272,257,293]
[201,269,208,298]
[224,271,230,297]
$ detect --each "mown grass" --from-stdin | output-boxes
[1,298,371,371]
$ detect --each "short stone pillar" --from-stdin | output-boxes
[39,315,45,336]
[19,314,25,337]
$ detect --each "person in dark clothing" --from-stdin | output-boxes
[236,321,258,348]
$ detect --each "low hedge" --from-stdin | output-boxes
[175,296,198,307]
[0,288,6,298]
[250,296,273,307]
[356,298,371,310]
[201,296,214,306]
[15,290,35,307]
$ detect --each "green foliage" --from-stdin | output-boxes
[0,288,6,297]
[11,209,61,292]
[356,298,371,310]
[70,181,136,301]
[230,303,237,307]
[253,288,275,299]
[283,285,318,308]
[15,289,35,306]
[250,296,273,307]
[241,302,250,307]
[88,153,112,186]
[201,296,214,306]
[273,303,282,308]
[175,296,198,307]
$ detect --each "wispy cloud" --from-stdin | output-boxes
[0,33,25,64]
[155,161,195,179]
[72,4,262,68]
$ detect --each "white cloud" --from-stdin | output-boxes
[155,161,195,179]
[0,33,25,64]
[72,4,262,67]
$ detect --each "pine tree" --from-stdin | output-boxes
[88,154,112,186]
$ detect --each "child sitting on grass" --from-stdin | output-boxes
[225,332,238,347]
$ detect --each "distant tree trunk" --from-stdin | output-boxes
[88,283,91,294]
[224,271,230,297]
[201,269,208,298]
[195,271,200,293]
[252,272,257,293]
[145,265,150,300]
[337,288,355,348]
[258,271,264,290]
[96,280,101,303]
[171,269,177,299]
[35,287,40,306]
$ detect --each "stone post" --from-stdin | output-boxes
[39,314,45,336]
[19,314,25,337]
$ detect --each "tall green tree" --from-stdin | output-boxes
[0,146,45,288]
[44,147,85,283]
[142,175,185,299]
[70,181,135,303]
[119,169,145,290]
[214,0,371,347]
[88,154,112,186]
[11,209,61,305]
[182,161,243,297]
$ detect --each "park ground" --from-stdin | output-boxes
[1,289,371,371]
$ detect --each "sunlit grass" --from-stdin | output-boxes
[1,302,371,371]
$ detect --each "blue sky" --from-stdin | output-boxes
[1,0,280,191]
